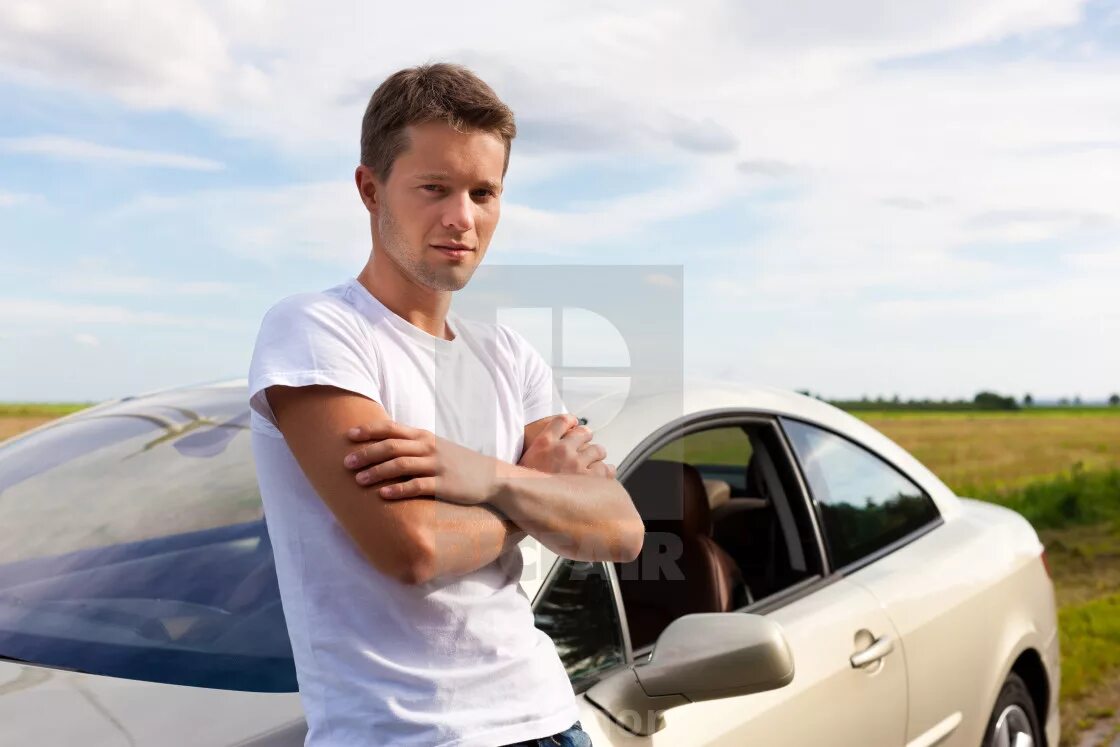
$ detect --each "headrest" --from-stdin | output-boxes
[702,478,731,510]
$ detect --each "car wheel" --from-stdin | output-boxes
[983,672,1042,747]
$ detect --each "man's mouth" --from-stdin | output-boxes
[431,242,474,260]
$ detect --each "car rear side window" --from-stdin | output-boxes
[0,389,296,692]
[781,418,940,569]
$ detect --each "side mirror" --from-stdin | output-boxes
[586,612,794,736]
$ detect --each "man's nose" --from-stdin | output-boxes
[441,191,475,233]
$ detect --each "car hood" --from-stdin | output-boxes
[0,660,305,746]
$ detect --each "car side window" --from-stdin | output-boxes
[534,560,626,692]
[781,418,940,569]
[650,426,752,495]
[615,421,822,652]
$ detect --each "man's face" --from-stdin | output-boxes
[364,120,505,292]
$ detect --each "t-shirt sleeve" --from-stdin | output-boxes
[502,325,567,425]
[248,294,382,435]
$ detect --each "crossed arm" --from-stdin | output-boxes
[267,384,644,586]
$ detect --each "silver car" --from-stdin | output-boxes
[0,380,1059,746]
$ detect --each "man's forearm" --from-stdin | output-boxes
[413,499,526,582]
[489,463,643,563]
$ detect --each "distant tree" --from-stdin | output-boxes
[891,394,901,405]
[1074,395,1083,406]
[1110,394,1120,407]
[974,391,1019,411]
[1023,393,1034,407]
[1059,397,1070,406]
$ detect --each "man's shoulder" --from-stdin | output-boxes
[262,282,366,330]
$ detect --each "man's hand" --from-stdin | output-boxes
[519,414,617,479]
[343,420,504,505]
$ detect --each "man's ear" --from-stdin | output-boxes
[355,165,380,214]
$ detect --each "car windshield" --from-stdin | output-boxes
[0,386,296,692]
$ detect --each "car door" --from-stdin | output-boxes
[780,417,1052,747]
[603,576,908,747]
[534,416,909,747]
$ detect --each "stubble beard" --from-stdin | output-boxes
[377,198,470,293]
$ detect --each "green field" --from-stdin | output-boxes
[858,410,1120,494]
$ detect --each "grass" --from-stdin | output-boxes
[1059,591,1120,733]
[977,467,1120,532]
[1056,590,1115,690]
[858,410,1120,494]
[856,407,1120,418]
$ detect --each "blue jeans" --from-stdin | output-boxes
[501,720,593,747]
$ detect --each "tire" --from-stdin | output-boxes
[983,672,1043,747]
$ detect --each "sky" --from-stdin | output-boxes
[1,0,1118,404]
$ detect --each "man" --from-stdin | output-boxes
[248,63,644,747]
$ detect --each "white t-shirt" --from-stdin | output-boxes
[247,278,579,747]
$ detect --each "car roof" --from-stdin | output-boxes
[35,377,961,601]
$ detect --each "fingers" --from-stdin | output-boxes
[588,461,617,479]
[344,438,427,471]
[356,455,438,486]
[379,476,439,499]
[346,419,419,442]
[543,413,579,441]
[577,441,607,466]
[560,424,594,449]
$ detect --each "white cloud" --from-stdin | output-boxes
[110,181,369,266]
[0,299,229,328]
[1068,250,1120,272]
[0,191,44,207]
[0,1,1085,154]
[496,160,750,254]
[1,136,224,171]
[52,272,238,296]
[73,333,99,347]
[720,0,1084,53]
[869,273,1118,324]
[0,0,264,114]
[106,157,752,263]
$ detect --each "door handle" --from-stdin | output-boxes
[850,634,894,668]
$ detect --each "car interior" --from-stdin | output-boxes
[613,420,823,651]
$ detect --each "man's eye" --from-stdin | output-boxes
[421,184,443,193]
[472,189,495,199]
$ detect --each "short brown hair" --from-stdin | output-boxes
[360,62,517,182]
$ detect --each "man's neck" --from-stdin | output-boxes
[356,263,454,341]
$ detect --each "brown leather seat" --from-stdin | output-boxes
[615,460,747,651]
